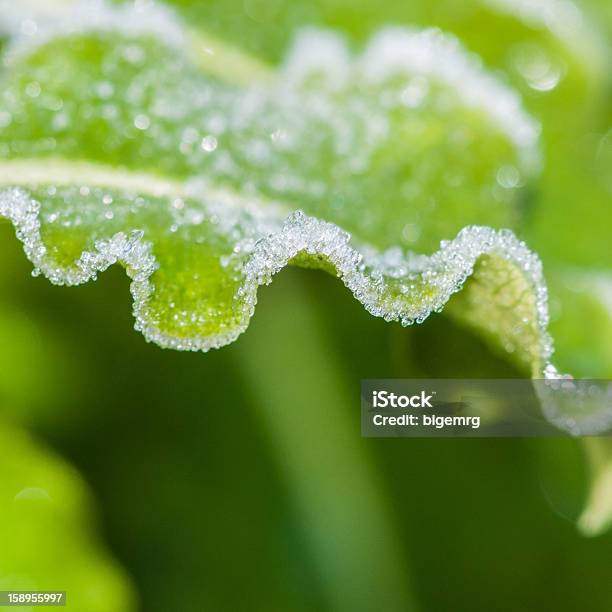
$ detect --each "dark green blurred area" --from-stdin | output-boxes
[1,0,612,610]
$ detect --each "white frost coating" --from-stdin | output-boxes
[0,187,552,363]
[1,0,540,173]
[0,186,157,284]
[239,212,552,355]
[284,27,541,159]
[1,0,185,60]
[280,28,352,91]
[0,0,74,35]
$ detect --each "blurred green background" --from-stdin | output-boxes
[1,0,612,611]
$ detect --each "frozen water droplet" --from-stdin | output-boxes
[134,114,150,130]
[185,210,204,225]
[271,128,287,142]
[496,165,521,189]
[123,44,145,64]
[201,135,218,152]
[25,81,41,98]
[401,77,429,108]
[512,44,563,92]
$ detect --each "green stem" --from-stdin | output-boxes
[234,271,416,612]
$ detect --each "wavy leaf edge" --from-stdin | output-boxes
[0,181,553,365]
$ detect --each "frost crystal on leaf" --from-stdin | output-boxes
[0,0,185,57]
[0,186,553,366]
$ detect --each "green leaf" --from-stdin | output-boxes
[0,419,136,611]
[0,2,557,376]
